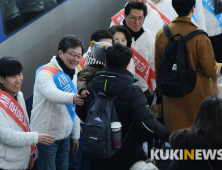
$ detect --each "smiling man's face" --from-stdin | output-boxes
[58,46,82,70]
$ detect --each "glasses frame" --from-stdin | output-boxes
[127,16,144,23]
[65,51,82,60]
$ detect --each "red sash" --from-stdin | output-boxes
[111,9,125,25]
[131,47,155,91]
[149,4,171,25]
[0,90,36,152]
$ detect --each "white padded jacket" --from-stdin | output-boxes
[0,91,38,169]
[30,56,80,141]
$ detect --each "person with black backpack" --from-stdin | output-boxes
[155,0,218,137]
[76,43,165,170]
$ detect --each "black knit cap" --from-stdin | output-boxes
[172,0,196,16]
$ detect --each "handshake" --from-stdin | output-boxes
[73,88,91,106]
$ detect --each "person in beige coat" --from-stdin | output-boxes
[155,0,218,134]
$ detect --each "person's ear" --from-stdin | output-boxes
[58,50,63,57]
[191,6,195,14]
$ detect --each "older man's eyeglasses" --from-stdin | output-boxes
[128,17,144,23]
[66,51,82,59]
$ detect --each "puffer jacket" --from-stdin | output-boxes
[76,67,165,170]
[30,56,80,140]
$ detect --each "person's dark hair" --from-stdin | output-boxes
[172,0,196,16]
[106,43,133,69]
[91,30,114,44]
[58,35,85,55]
[108,25,132,48]
[0,56,23,78]
[183,97,222,149]
[125,2,147,18]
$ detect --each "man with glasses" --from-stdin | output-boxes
[110,0,163,36]
[123,2,155,106]
[30,35,84,170]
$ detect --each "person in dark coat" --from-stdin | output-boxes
[168,97,222,170]
[76,43,165,170]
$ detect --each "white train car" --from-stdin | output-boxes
[0,0,125,112]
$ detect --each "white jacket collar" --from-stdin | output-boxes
[50,56,64,72]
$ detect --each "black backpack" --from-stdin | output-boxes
[158,25,208,97]
[83,84,136,159]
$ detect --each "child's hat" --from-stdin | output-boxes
[92,41,112,64]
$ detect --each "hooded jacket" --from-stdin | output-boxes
[76,67,165,170]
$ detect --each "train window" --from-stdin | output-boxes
[0,0,63,36]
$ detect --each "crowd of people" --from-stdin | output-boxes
[1,0,59,34]
[0,0,222,170]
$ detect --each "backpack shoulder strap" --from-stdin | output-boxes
[114,84,138,153]
[115,123,134,155]
[163,24,174,41]
[88,90,100,110]
[85,90,97,121]
[184,30,208,42]
[122,123,133,144]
